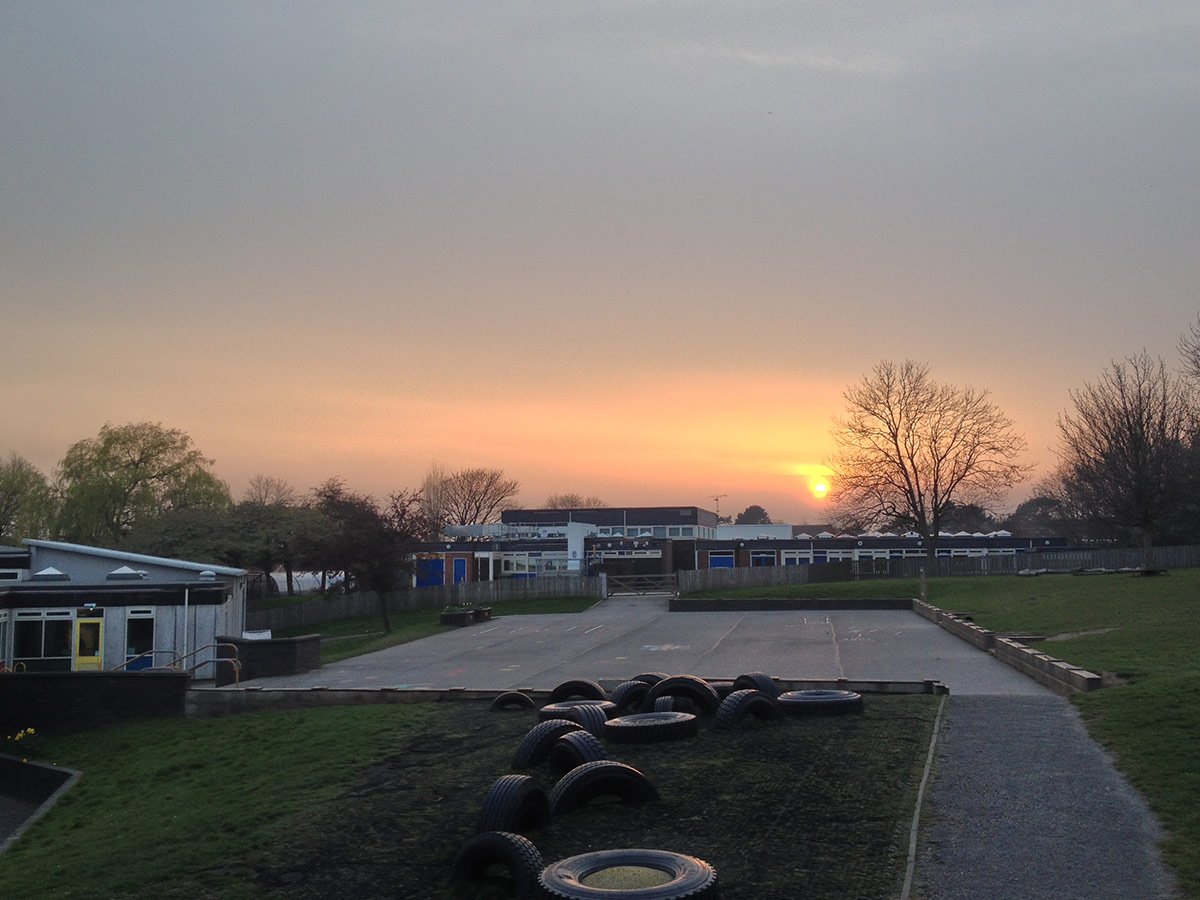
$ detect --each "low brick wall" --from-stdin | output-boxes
[992,638,1103,694]
[914,600,1102,695]
[0,672,190,733]
[216,634,321,685]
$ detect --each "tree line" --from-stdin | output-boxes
[827,316,1200,560]
[5,315,1199,585]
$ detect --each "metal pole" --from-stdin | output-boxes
[183,587,189,661]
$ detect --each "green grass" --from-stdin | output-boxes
[0,697,939,899]
[0,705,431,899]
[276,595,600,664]
[688,569,1200,897]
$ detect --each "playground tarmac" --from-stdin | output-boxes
[246,593,1046,694]
[246,594,1175,898]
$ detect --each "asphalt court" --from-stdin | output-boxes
[247,594,1048,696]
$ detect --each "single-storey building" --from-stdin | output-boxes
[0,540,247,677]
[412,506,1069,585]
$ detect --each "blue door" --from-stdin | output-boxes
[416,558,445,588]
[453,558,467,584]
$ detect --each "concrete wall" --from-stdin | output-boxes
[216,634,321,685]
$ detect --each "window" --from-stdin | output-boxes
[750,551,776,567]
[13,610,73,672]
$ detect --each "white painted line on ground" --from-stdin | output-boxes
[584,624,605,634]
[901,694,947,900]
[477,625,501,635]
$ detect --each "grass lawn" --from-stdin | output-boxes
[688,569,1200,897]
[275,595,600,665]
[0,696,939,899]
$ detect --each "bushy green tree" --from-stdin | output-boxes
[55,422,232,546]
[0,453,56,543]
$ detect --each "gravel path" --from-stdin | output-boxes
[914,694,1177,899]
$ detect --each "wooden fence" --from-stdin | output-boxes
[677,544,1200,595]
[246,575,604,633]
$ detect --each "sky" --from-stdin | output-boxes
[3,2,1198,524]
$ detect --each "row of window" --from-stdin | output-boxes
[1,608,156,672]
[712,547,1020,566]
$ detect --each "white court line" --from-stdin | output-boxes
[584,624,605,634]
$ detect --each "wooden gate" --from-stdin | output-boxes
[605,573,678,596]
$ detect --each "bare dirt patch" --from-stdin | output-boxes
[245,695,938,899]
[1044,627,1116,642]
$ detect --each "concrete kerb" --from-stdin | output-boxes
[186,678,948,719]
[0,756,82,855]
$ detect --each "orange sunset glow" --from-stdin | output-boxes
[3,5,1196,526]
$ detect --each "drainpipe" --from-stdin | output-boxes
[183,587,189,661]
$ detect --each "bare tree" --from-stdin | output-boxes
[437,467,520,524]
[1054,351,1197,555]
[544,493,607,509]
[242,474,298,506]
[1179,313,1200,382]
[829,360,1030,558]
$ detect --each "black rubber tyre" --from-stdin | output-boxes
[710,680,736,699]
[539,848,718,899]
[538,700,618,724]
[491,690,537,711]
[548,761,659,817]
[603,711,699,744]
[642,675,721,716]
[652,695,694,714]
[550,679,609,702]
[714,689,782,730]
[563,702,612,737]
[548,729,608,777]
[609,680,652,713]
[777,688,865,715]
[731,671,781,698]
[450,830,544,899]
[630,672,670,686]
[514,719,585,769]
[477,774,551,834]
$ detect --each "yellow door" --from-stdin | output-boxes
[75,618,104,671]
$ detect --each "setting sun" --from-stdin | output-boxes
[791,464,834,503]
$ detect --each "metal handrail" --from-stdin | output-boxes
[187,656,242,684]
[176,643,241,685]
[109,649,183,672]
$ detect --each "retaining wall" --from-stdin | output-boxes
[0,672,191,733]
[216,634,321,686]
[913,599,1101,695]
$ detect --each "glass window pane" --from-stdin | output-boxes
[127,618,154,655]
[45,620,73,658]
[14,620,43,658]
